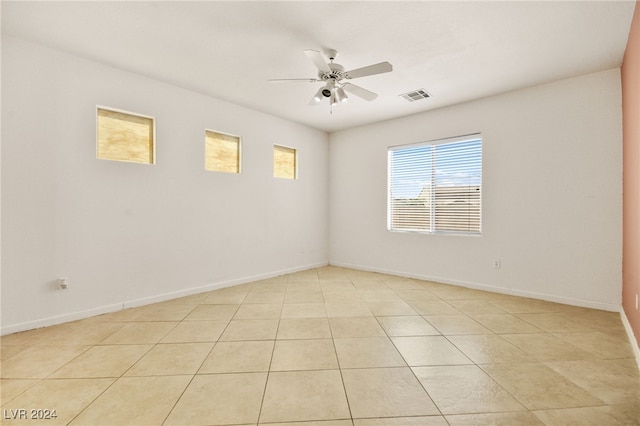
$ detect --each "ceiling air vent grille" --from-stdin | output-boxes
[400,89,431,102]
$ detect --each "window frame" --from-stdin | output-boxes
[96,106,156,165]
[204,129,242,174]
[387,133,482,236]
[273,144,298,180]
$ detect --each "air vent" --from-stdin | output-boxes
[400,89,431,102]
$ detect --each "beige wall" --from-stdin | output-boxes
[1,37,330,334]
[330,69,622,311]
[622,1,640,347]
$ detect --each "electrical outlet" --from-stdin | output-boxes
[58,278,68,290]
[493,259,501,269]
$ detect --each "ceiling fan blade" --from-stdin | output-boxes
[304,49,331,73]
[344,61,393,79]
[268,78,321,83]
[342,83,378,101]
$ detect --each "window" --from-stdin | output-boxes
[388,134,482,235]
[205,130,240,173]
[274,145,297,179]
[97,107,155,164]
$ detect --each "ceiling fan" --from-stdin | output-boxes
[269,49,393,110]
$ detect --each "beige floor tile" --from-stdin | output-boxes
[4,267,637,426]
[183,304,238,321]
[132,303,195,321]
[234,303,283,319]
[203,289,248,304]
[551,331,636,359]
[351,280,389,291]
[365,300,418,316]
[489,298,564,314]
[260,370,350,423]
[481,363,605,410]
[544,359,640,404]
[277,318,332,340]
[447,335,531,364]
[413,365,525,414]
[285,289,325,303]
[199,340,274,373]
[316,267,349,281]
[394,289,441,303]
[501,333,596,362]
[281,303,328,318]
[0,379,37,404]
[1,378,114,426]
[219,319,279,341]
[244,291,286,304]
[287,271,319,282]
[125,342,213,376]
[33,322,126,346]
[0,345,29,361]
[287,281,321,290]
[359,290,401,303]
[271,339,338,371]
[377,316,440,336]
[320,281,356,292]
[253,280,288,291]
[446,412,544,425]
[428,286,488,300]
[322,289,362,303]
[515,313,596,333]
[354,417,448,425]
[288,280,322,290]
[70,375,190,426]
[160,320,227,343]
[334,337,406,368]
[469,314,542,334]
[423,315,492,335]
[446,300,506,314]
[387,282,430,291]
[409,300,462,315]
[49,344,152,378]
[0,327,71,347]
[266,421,353,426]
[391,336,472,366]
[532,403,640,426]
[100,322,177,344]
[325,301,373,317]
[1,346,89,378]
[158,292,208,306]
[165,373,267,425]
[329,317,386,338]
[342,367,439,418]
[108,306,153,321]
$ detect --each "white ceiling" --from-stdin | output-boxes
[2,1,636,132]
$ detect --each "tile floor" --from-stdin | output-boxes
[1,266,639,425]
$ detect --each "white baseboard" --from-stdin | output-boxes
[1,261,328,336]
[122,261,328,310]
[620,308,640,373]
[329,261,620,312]
[0,303,124,336]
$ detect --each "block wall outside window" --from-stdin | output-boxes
[274,145,297,179]
[205,130,241,173]
[97,107,155,164]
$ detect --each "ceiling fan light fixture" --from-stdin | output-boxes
[312,87,324,103]
[330,92,338,106]
[336,87,348,103]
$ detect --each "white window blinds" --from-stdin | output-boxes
[388,134,482,235]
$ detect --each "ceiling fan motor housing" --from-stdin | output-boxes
[319,63,345,81]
